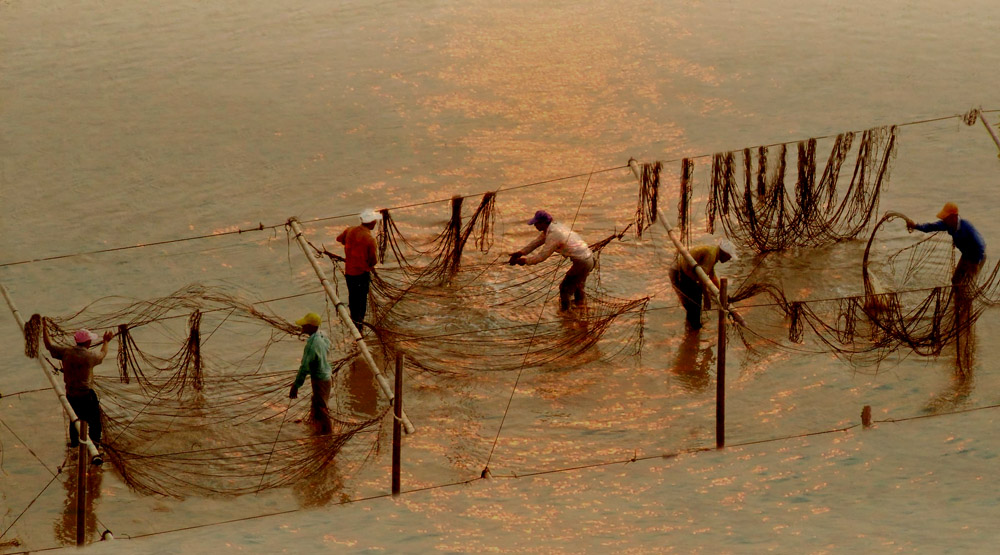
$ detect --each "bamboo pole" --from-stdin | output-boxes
[392,352,403,498]
[979,113,1000,158]
[716,278,727,449]
[0,282,102,462]
[286,218,415,434]
[627,159,747,327]
[77,420,88,547]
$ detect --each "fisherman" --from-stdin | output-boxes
[669,239,737,329]
[509,210,595,312]
[905,202,986,289]
[337,208,380,332]
[289,312,333,434]
[42,324,114,449]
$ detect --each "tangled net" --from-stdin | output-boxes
[23,285,384,497]
[726,212,1000,375]
[348,193,650,375]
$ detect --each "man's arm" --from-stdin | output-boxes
[366,236,378,270]
[97,330,113,362]
[290,340,313,397]
[41,321,64,359]
[336,228,348,245]
[515,233,546,257]
[42,321,53,352]
[523,236,559,265]
[910,220,947,233]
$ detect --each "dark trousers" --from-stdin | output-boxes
[345,272,371,330]
[311,377,332,434]
[67,389,102,447]
[670,266,704,329]
[953,256,984,370]
[559,257,595,311]
[951,256,983,289]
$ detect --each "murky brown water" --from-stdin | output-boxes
[3,0,1000,551]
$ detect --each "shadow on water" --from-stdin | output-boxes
[342,356,380,417]
[924,315,977,414]
[292,458,348,508]
[55,451,103,546]
[669,329,714,393]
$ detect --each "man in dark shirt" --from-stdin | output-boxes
[42,325,113,449]
[906,202,987,288]
[337,208,380,331]
[907,202,987,360]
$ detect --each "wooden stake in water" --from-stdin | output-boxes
[716,278,727,449]
[77,421,89,547]
[392,353,404,498]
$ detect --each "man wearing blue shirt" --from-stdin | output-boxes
[906,202,986,288]
[289,312,333,433]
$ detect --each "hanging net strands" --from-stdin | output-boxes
[726,211,1000,375]
[704,125,896,253]
[633,160,660,238]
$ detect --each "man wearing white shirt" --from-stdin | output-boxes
[510,210,595,312]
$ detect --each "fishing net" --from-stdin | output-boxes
[23,285,384,497]
[325,193,650,376]
[704,125,896,253]
[725,212,1000,375]
[628,121,998,377]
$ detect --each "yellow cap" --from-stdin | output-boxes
[937,202,959,219]
[295,312,321,327]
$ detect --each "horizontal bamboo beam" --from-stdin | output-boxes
[287,218,415,434]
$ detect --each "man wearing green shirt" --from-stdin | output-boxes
[289,312,333,433]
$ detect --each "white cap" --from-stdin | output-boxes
[359,209,381,224]
[717,238,738,261]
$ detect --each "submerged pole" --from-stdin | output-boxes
[1,282,102,462]
[392,352,403,498]
[716,278,727,449]
[286,218,415,434]
[627,159,747,327]
[77,421,89,547]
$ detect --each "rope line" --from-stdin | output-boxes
[483,168,597,470]
[0,417,112,542]
[0,387,53,399]
[19,400,998,550]
[1,109,992,270]
[255,398,292,495]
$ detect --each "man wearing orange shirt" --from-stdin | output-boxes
[337,208,380,331]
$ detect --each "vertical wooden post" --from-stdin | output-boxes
[77,420,89,547]
[391,352,403,498]
[716,278,727,449]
